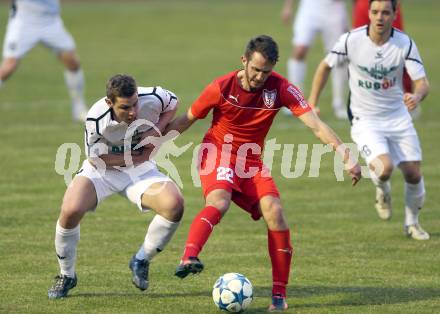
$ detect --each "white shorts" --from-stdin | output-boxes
[293,0,347,50]
[351,116,422,166]
[76,160,172,211]
[2,14,76,58]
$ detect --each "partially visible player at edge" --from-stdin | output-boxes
[48,74,184,299]
[0,0,87,121]
[309,0,430,239]
[165,35,362,311]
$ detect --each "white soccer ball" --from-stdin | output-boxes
[212,273,253,313]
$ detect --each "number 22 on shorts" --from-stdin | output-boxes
[216,167,234,183]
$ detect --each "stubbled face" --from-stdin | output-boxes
[369,0,396,36]
[241,51,275,91]
[107,92,138,124]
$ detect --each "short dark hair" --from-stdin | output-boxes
[106,74,137,103]
[369,0,397,12]
[244,35,279,64]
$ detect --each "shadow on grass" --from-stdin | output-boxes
[70,292,141,298]
[256,285,440,308]
[68,284,440,312]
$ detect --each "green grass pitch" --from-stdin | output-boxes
[0,0,439,313]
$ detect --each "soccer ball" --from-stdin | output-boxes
[212,273,253,313]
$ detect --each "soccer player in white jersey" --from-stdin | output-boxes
[48,74,184,299]
[0,0,87,121]
[308,0,430,240]
[281,0,348,119]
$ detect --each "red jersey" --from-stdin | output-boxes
[191,70,311,159]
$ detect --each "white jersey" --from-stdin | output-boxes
[325,26,426,120]
[84,86,178,158]
[13,0,60,16]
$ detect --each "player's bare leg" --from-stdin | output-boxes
[59,51,87,122]
[260,195,291,311]
[130,181,183,290]
[0,57,20,87]
[369,154,394,220]
[399,161,429,240]
[48,176,97,299]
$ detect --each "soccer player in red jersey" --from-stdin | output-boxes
[167,35,362,311]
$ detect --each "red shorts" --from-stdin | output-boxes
[197,143,280,220]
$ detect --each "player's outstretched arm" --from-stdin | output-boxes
[308,60,332,115]
[404,77,430,112]
[164,108,198,135]
[299,111,362,185]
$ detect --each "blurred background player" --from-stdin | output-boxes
[309,0,430,240]
[281,0,348,119]
[353,0,419,118]
[48,74,184,299]
[167,35,361,311]
[0,0,87,121]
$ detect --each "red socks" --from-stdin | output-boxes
[182,206,222,259]
[268,229,293,297]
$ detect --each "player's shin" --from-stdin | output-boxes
[64,69,87,120]
[370,170,391,194]
[287,59,306,89]
[268,229,293,297]
[182,206,222,259]
[404,177,425,226]
[54,220,80,278]
[136,214,180,261]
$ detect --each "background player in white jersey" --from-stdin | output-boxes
[281,0,348,119]
[308,0,430,240]
[48,74,184,299]
[0,0,87,121]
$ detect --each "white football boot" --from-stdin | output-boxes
[404,223,430,240]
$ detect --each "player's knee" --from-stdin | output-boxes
[377,165,393,181]
[262,201,287,229]
[293,46,307,60]
[0,58,19,79]
[156,194,184,222]
[60,201,87,227]
[60,51,81,71]
[207,198,230,214]
[403,171,422,184]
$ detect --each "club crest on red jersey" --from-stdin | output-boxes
[263,89,277,108]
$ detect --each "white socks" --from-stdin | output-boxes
[287,58,306,90]
[135,215,180,261]
[371,171,426,226]
[405,178,425,226]
[55,221,80,278]
[0,79,3,88]
[64,69,87,119]
[370,171,391,195]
